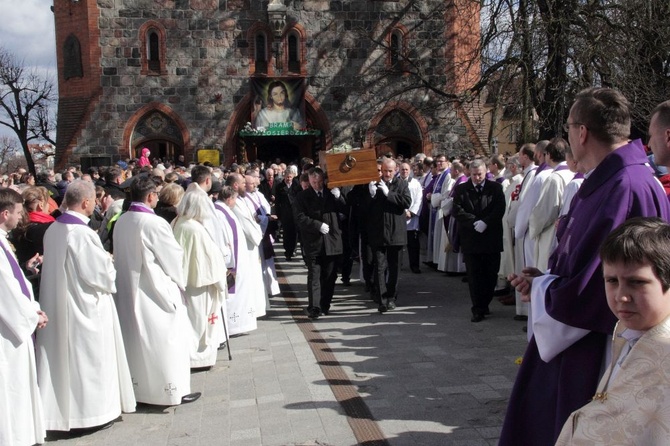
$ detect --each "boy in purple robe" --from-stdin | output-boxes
[500,87,670,446]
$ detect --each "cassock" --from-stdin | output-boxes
[37,211,136,430]
[499,140,670,446]
[528,163,574,272]
[215,201,258,335]
[173,217,227,368]
[232,195,267,318]
[113,203,192,405]
[0,231,45,446]
[430,169,453,264]
[437,174,467,273]
[556,318,670,445]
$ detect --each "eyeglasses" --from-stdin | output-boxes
[563,122,585,133]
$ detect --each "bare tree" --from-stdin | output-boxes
[0,47,56,176]
[0,135,18,175]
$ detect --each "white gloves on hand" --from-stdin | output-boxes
[369,181,378,197]
[378,182,389,196]
[331,187,341,199]
[473,220,487,233]
[319,223,330,234]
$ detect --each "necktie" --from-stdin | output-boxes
[317,191,322,198]
[476,184,483,194]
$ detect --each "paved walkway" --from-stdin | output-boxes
[46,249,528,446]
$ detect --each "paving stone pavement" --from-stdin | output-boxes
[44,248,528,445]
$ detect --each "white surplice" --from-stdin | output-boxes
[232,196,267,318]
[528,163,574,272]
[173,218,226,368]
[0,232,45,446]
[37,212,135,430]
[244,191,280,298]
[113,207,192,405]
[430,171,454,265]
[499,173,524,280]
[215,201,258,335]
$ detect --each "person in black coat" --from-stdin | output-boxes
[272,167,301,260]
[294,167,346,318]
[367,158,412,312]
[452,159,506,322]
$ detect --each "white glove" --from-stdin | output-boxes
[331,187,341,199]
[473,220,487,233]
[369,181,378,197]
[378,182,389,196]
[319,223,330,234]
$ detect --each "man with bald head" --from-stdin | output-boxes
[368,157,412,312]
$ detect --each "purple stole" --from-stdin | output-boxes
[419,174,437,234]
[215,203,238,293]
[430,170,450,229]
[56,212,89,226]
[535,162,549,174]
[0,240,31,300]
[128,203,155,214]
[495,176,506,184]
[553,164,570,173]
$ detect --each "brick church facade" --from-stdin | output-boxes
[53,0,483,169]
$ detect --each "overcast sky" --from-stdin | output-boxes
[0,0,56,141]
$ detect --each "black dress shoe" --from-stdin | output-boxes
[341,279,351,286]
[181,392,201,404]
[218,341,227,350]
[411,267,422,274]
[471,314,485,322]
[306,308,321,319]
[514,315,528,321]
[387,301,396,310]
[378,304,388,313]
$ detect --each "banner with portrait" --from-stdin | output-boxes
[248,78,307,135]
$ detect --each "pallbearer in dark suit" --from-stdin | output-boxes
[294,168,346,319]
[453,159,506,322]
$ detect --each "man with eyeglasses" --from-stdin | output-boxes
[500,88,670,446]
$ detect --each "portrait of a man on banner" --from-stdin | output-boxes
[251,78,306,131]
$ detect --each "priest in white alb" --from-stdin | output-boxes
[226,173,266,319]
[114,177,200,405]
[215,185,258,335]
[37,180,136,431]
[172,190,227,368]
[0,188,47,446]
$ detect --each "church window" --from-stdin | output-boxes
[386,25,409,72]
[139,21,167,76]
[255,33,268,75]
[288,33,300,74]
[63,34,83,80]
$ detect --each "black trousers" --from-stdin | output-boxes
[305,254,339,312]
[372,245,402,303]
[406,230,420,270]
[463,252,501,316]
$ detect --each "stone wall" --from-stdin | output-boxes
[57,0,482,166]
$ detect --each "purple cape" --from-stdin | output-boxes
[500,139,670,446]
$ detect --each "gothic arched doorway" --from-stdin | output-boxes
[373,109,422,158]
[253,138,302,165]
[131,111,184,163]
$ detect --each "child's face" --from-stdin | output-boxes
[603,261,670,331]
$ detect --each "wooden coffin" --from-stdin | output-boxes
[318,148,380,188]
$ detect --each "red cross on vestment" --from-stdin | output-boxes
[208,313,218,325]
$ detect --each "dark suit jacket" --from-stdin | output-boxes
[367,178,412,248]
[294,187,345,258]
[452,179,505,254]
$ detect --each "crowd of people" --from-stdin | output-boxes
[5,88,670,445]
